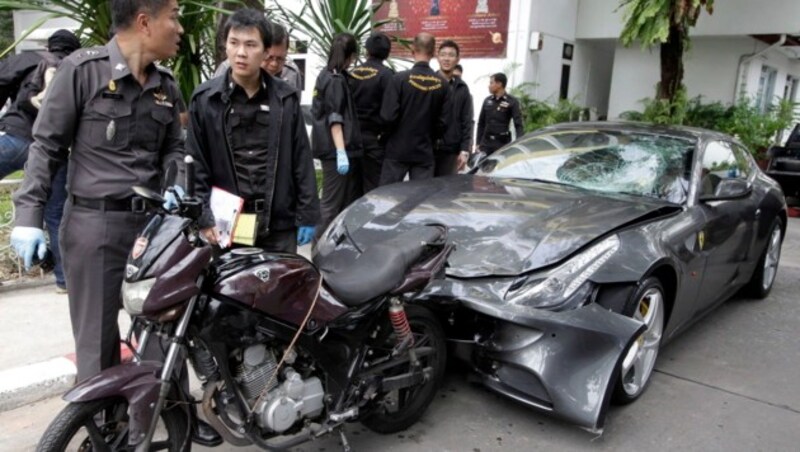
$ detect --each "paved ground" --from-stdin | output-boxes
[1,223,799,451]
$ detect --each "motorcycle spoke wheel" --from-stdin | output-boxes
[36,397,188,452]
[361,306,446,434]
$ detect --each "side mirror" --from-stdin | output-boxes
[467,151,487,172]
[700,178,751,202]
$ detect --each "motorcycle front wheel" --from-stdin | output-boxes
[361,305,447,434]
[36,396,188,452]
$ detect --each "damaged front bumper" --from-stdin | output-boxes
[420,278,645,432]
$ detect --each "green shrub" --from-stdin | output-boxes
[510,84,586,133]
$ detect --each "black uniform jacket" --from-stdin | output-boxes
[310,69,363,160]
[477,92,524,144]
[349,57,394,135]
[0,50,68,140]
[186,71,320,231]
[380,61,449,163]
[438,75,473,154]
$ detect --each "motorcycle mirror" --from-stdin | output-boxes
[132,186,166,204]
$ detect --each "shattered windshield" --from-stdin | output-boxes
[476,129,696,204]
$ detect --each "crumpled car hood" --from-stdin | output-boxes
[339,175,678,277]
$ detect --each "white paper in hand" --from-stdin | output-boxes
[209,187,244,248]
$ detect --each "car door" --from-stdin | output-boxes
[694,140,758,311]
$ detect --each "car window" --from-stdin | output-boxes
[699,141,749,197]
[475,130,695,204]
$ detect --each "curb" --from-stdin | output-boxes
[0,356,76,413]
[0,275,56,294]
[0,344,135,413]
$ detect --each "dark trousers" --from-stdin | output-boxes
[434,153,459,177]
[60,201,149,382]
[255,228,297,254]
[318,158,363,237]
[361,131,385,194]
[480,134,512,155]
[379,159,434,186]
[1,132,68,287]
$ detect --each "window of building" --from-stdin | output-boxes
[784,75,799,103]
[755,65,778,113]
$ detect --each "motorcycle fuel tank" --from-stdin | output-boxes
[210,248,348,328]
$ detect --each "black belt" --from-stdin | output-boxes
[487,132,511,140]
[72,195,147,213]
[243,197,267,213]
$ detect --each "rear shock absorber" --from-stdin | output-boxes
[388,298,416,365]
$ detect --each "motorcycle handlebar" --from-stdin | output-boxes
[184,155,195,198]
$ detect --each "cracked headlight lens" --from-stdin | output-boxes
[122,278,157,315]
[506,235,620,309]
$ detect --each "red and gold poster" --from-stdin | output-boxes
[373,0,511,58]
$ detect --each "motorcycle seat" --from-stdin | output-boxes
[321,226,445,306]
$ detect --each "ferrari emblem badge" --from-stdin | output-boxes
[698,231,705,251]
[108,79,117,92]
[132,237,148,259]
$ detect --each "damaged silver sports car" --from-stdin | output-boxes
[313,122,787,432]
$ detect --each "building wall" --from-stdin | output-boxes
[608,36,800,118]
[577,0,800,39]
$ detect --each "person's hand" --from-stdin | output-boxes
[297,226,316,246]
[10,227,47,270]
[457,150,470,171]
[200,227,220,246]
[336,149,349,175]
[162,185,185,210]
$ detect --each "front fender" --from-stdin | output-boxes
[64,361,162,445]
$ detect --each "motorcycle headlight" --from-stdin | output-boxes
[122,278,157,315]
[506,235,620,310]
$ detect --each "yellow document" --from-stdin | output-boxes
[233,213,258,246]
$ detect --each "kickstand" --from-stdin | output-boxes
[338,426,352,452]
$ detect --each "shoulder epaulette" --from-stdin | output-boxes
[69,47,108,65]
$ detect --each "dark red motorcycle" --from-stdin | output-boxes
[37,157,453,451]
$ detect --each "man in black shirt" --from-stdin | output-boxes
[349,32,393,193]
[379,32,449,185]
[434,39,473,176]
[476,72,524,155]
[187,9,319,253]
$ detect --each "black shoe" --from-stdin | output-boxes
[192,419,223,447]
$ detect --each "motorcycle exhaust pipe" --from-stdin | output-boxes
[202,381,252,446]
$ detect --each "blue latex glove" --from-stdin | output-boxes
[336,149,349,175]
[162,185,185,210]
[10,227,47,270]
[297,226,316,246]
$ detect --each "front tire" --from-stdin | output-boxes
[361,305,447,434]
[36,397,188,452]
[744,218,783,299]
[612,277,665,405]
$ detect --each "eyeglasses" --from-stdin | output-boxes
[266,55,287,63]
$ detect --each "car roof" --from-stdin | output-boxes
[538,121,736,143]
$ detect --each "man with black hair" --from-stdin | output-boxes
[349,31,393,193]
[379,32,449,184]
[453,64,463,79]
[12,0,185,382]
[0,29,81,293]
[477,72,524,155]
[265,22,304,95]
[187,8,319,253]
[434,39,473,176]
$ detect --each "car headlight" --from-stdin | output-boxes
[506,235,620,310]
[122,278,157,315]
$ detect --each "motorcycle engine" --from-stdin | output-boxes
[234,344,325,433]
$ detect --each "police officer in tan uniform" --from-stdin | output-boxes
[11,0,185,382]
